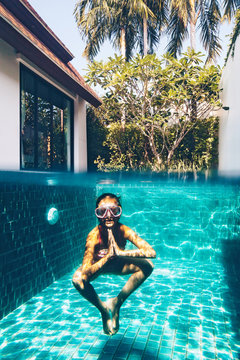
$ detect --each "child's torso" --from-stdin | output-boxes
[93,225,126,261]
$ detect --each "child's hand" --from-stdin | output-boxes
[107,229,121,256]
[107,229,118,257]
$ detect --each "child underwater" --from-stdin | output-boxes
[72,193,156,335]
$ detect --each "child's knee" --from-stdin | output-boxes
[72,270,83,288]
[143,260,154,278]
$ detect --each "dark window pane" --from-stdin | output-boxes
[37,80,50,103]
[21,90,35,169]
[21,69,35,94]
[52,88,65,109]
[20,65,73,172]
[52,105,65,170]
[37,97,51,170]
[64,100,71,169]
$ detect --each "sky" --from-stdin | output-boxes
[29,0,234,77]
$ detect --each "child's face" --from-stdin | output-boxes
[96,196,121,229]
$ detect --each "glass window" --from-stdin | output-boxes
[20,65,73,171]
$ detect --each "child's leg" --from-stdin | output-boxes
[107,258,154,333]
[72,268,113,335]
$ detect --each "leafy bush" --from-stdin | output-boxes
[86,50,221,172]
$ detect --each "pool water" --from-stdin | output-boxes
[1,177,240,359]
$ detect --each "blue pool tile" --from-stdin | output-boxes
[160,339,173,348]
[172,353,187,360]
[174,344,187,354]
[132,343,145,352]
[158,346,172,355]
[98,352,114,359]
[71,349,87,359]
[143,346,159,359]
[202,350,216,359]
[0,256,240,360]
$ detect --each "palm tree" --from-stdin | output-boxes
[166,0,222,62]
[223,0,240,20]
[225,8,240,61]
[74,0,112,60]
[139,0,168,56]
[222,0,240,62]
[108,0,152,60]
[74,0,166,60]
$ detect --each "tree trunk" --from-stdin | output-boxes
[149,130,162,169]
[143,14,148,56]
[120,27,126,128]
[120,27,126,58]
[167,149,174,165]
[189,3,196,51]
[190,18,196,50]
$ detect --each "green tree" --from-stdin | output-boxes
[107,0,153,59]
[86,106,109,171]
[86,50,221,171]
[138,0,168,56]
[74,0,112,60]
[166,0,222,62]
[74,0,166,60]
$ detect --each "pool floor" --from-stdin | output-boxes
[1,259,240,360]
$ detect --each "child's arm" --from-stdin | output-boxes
[81,229,114,283]
[109,226,156,259]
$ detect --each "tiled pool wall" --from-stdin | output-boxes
[1,174,240,320]
[97,181,240,271]
[96,181,240,355]
[0,173,96,320]
[1,174,240,359]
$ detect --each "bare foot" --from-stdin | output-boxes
[107,297,120,334]
[101,305,113,335]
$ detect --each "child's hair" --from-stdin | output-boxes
[96,193,121,207]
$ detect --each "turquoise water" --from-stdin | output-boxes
[1,176,240,359]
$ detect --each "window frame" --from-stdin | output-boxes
[20,64,74,172]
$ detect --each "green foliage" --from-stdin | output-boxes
[95,123,150,171]
[225,9,240,62]
[87,106,109,171]
[86,50,221,172]
[74,0,162,60]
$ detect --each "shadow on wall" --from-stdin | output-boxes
[221,239,240,349]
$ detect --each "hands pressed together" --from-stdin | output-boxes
[79,229,120,288]
[107,229,121,258]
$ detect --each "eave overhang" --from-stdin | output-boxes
[0,0,74,63]
[0,3,102,108]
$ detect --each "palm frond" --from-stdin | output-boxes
[223,0,240,21]
[166,9,189,57]
[170,0,191,26]
[199,0,222,61]
[225,9,240,62]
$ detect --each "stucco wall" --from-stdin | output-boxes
[0,39,88,173]
[74,96,88,172]
[219,36,240,175]
[0,40,20,170]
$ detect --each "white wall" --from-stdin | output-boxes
[0,40,20,170]
[219,36,240,175]
[0,39,88,173]
[74,96,87,172]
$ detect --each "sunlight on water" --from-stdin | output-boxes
[0,174,240,359]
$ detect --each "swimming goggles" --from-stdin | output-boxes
[95,205,122,219]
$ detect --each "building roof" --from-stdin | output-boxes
[0,0,102,107]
